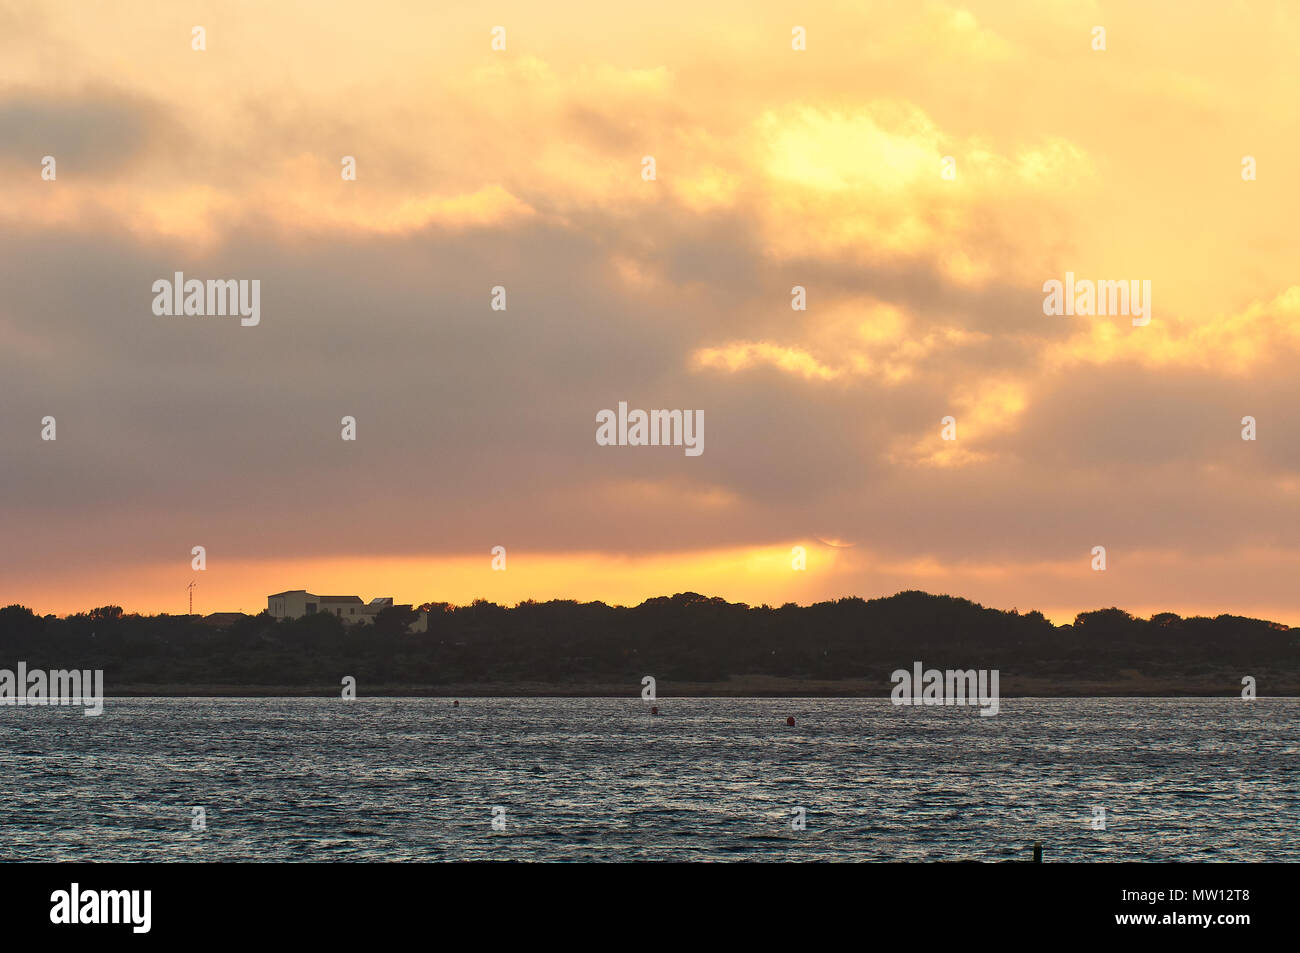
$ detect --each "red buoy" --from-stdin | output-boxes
[453,700,459,707]
[786,716,795,726]
[651,706,659,715]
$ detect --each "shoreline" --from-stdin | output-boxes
[100,675,1300,697]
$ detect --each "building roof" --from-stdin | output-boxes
[200,612,249,627]
[318,595,364,604]
[267,590,313,598]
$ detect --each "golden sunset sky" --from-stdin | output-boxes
[2,1,1299,623]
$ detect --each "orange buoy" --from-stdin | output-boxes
[651,706,659,715]
[786,716,795,726]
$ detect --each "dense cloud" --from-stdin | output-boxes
[1,2,1297,620]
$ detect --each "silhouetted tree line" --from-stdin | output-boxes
[0,591,1294,691]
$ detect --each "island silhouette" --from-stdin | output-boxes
[1,591,1294,696]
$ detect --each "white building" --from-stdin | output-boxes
[267,590,427,632]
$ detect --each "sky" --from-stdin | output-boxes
[2,1,1299,623]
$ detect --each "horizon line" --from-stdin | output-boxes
[6,589,1293,629]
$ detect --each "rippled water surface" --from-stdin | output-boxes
[1,697,1295,861]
